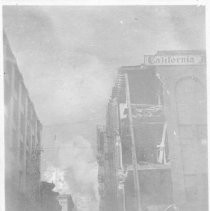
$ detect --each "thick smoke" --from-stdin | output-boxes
[3,6,205,211]
[43,136,99,211]
[43,166,70,194]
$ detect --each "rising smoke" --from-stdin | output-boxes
[43,136,99,211]
[3,6,205,211]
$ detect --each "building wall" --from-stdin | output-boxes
[106,99,121,211]
[99,66,171,211]
[97,126,106,211]
[98,50,207,211]
[4,32,42,211]
[40,182,61,211]
[57,194,74,211]
[118,66,173,211]
[152,50,207,210]
[97,97,127,211]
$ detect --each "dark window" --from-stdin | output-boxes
[14,68,19,94]
[19,141,24,161]
[21,85,26,108]
[27,103,31,120]
[27,129,30,148]
[4,61,13,84]
[127,69,162,105]
[18,171,23,191]
[20,112,25,136]
[12,129,17,154]
[32,135,35,150]
[105,152,113,160]
[37,130,41,146]
[4,81,11,105]
[99,132,104,152]
[4,62,12,104]
[13,98,18,124]
[26,150,30,174]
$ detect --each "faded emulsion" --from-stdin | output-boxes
[3,5,207,211]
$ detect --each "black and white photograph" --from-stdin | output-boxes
[1,2,208,211]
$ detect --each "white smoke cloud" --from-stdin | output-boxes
[43,136,99,211]
[4,6,205,211]
[43,166,70,194]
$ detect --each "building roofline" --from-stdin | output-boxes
[156,49,206,55]
[118,64,155,73]
[4,31,42,126]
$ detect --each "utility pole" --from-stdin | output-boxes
[125,73,142,211]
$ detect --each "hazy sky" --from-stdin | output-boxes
[3,5,205,211]
[3,6,205,125]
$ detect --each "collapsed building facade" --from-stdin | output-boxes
[97,50,207,211]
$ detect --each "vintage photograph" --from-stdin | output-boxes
[3,4,207,211]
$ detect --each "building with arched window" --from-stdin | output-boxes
[98,50,207,211]
[146,50,207,211]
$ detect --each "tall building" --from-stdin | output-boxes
[97,125,113,211]
[144,50,207,211]
[97,50,207,211]
[4,32,42,211]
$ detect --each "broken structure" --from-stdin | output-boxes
[97,50,207,211]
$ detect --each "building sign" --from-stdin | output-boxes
[144,54,205,66]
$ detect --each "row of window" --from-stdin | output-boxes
[5,61,39,126]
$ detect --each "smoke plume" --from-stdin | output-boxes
[43,136,99,211]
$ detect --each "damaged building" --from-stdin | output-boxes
[97,50,207,211]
